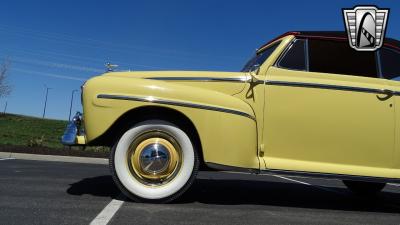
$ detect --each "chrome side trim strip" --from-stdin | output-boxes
[147,76,248,82]
[97,94,255,120]
[266,80,388,95]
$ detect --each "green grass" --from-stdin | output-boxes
[0,113,69,148]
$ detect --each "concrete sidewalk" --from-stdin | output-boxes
[0,151,108,164]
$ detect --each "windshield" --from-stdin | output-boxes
[241,41,281,72]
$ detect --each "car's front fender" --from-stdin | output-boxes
[83,75,259,169]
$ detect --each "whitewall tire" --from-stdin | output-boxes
[110,120,199,203]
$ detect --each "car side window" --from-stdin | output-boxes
[241,41,281,72]
[308,39,378,78]
[379,47,400,81]
[277,39,306,71]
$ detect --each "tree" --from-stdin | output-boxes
[0,60,11,99]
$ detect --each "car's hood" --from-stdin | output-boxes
[104,71,248,95]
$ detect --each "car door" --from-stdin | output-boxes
[262,38,395,177]
[379,46,400,171]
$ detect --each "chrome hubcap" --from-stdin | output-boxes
[127,131,182,186]
[139,142,171,174]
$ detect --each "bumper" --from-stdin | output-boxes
[61,112,86,145]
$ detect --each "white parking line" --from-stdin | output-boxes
[0,157,15,161]
[388,183,400,187]
[89,196,124,225]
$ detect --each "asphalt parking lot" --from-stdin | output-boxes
[1,157,400,225]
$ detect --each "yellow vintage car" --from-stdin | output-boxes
[62,31,400,203]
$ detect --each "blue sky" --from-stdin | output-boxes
[0,0,399,120]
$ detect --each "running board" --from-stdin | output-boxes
[205,162,400,184]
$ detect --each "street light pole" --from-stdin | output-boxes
[68,89,78,121]
[42,85,52,118]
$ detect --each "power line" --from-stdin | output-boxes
[0,47,166,70]
[13,68,87,81]
[0,23,241,62]
[11,56,104,73]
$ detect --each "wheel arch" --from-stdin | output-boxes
[89,105,207,169]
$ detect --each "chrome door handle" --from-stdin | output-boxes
[377,89,394,101]
[381,89,394,95]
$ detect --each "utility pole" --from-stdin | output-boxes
[68,89,78,121]
[3,101,7,115]
[42,85,52,118]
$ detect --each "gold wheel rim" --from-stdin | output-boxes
[127,131,182,186]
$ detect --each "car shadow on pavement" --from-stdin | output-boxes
[66,174,400,213]
[67,175,121,199]
[179,178,400,213]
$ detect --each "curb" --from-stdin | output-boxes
[0,152,108,165]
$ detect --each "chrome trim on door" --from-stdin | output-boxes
[266,80,395,95]
[97,94,256,120]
